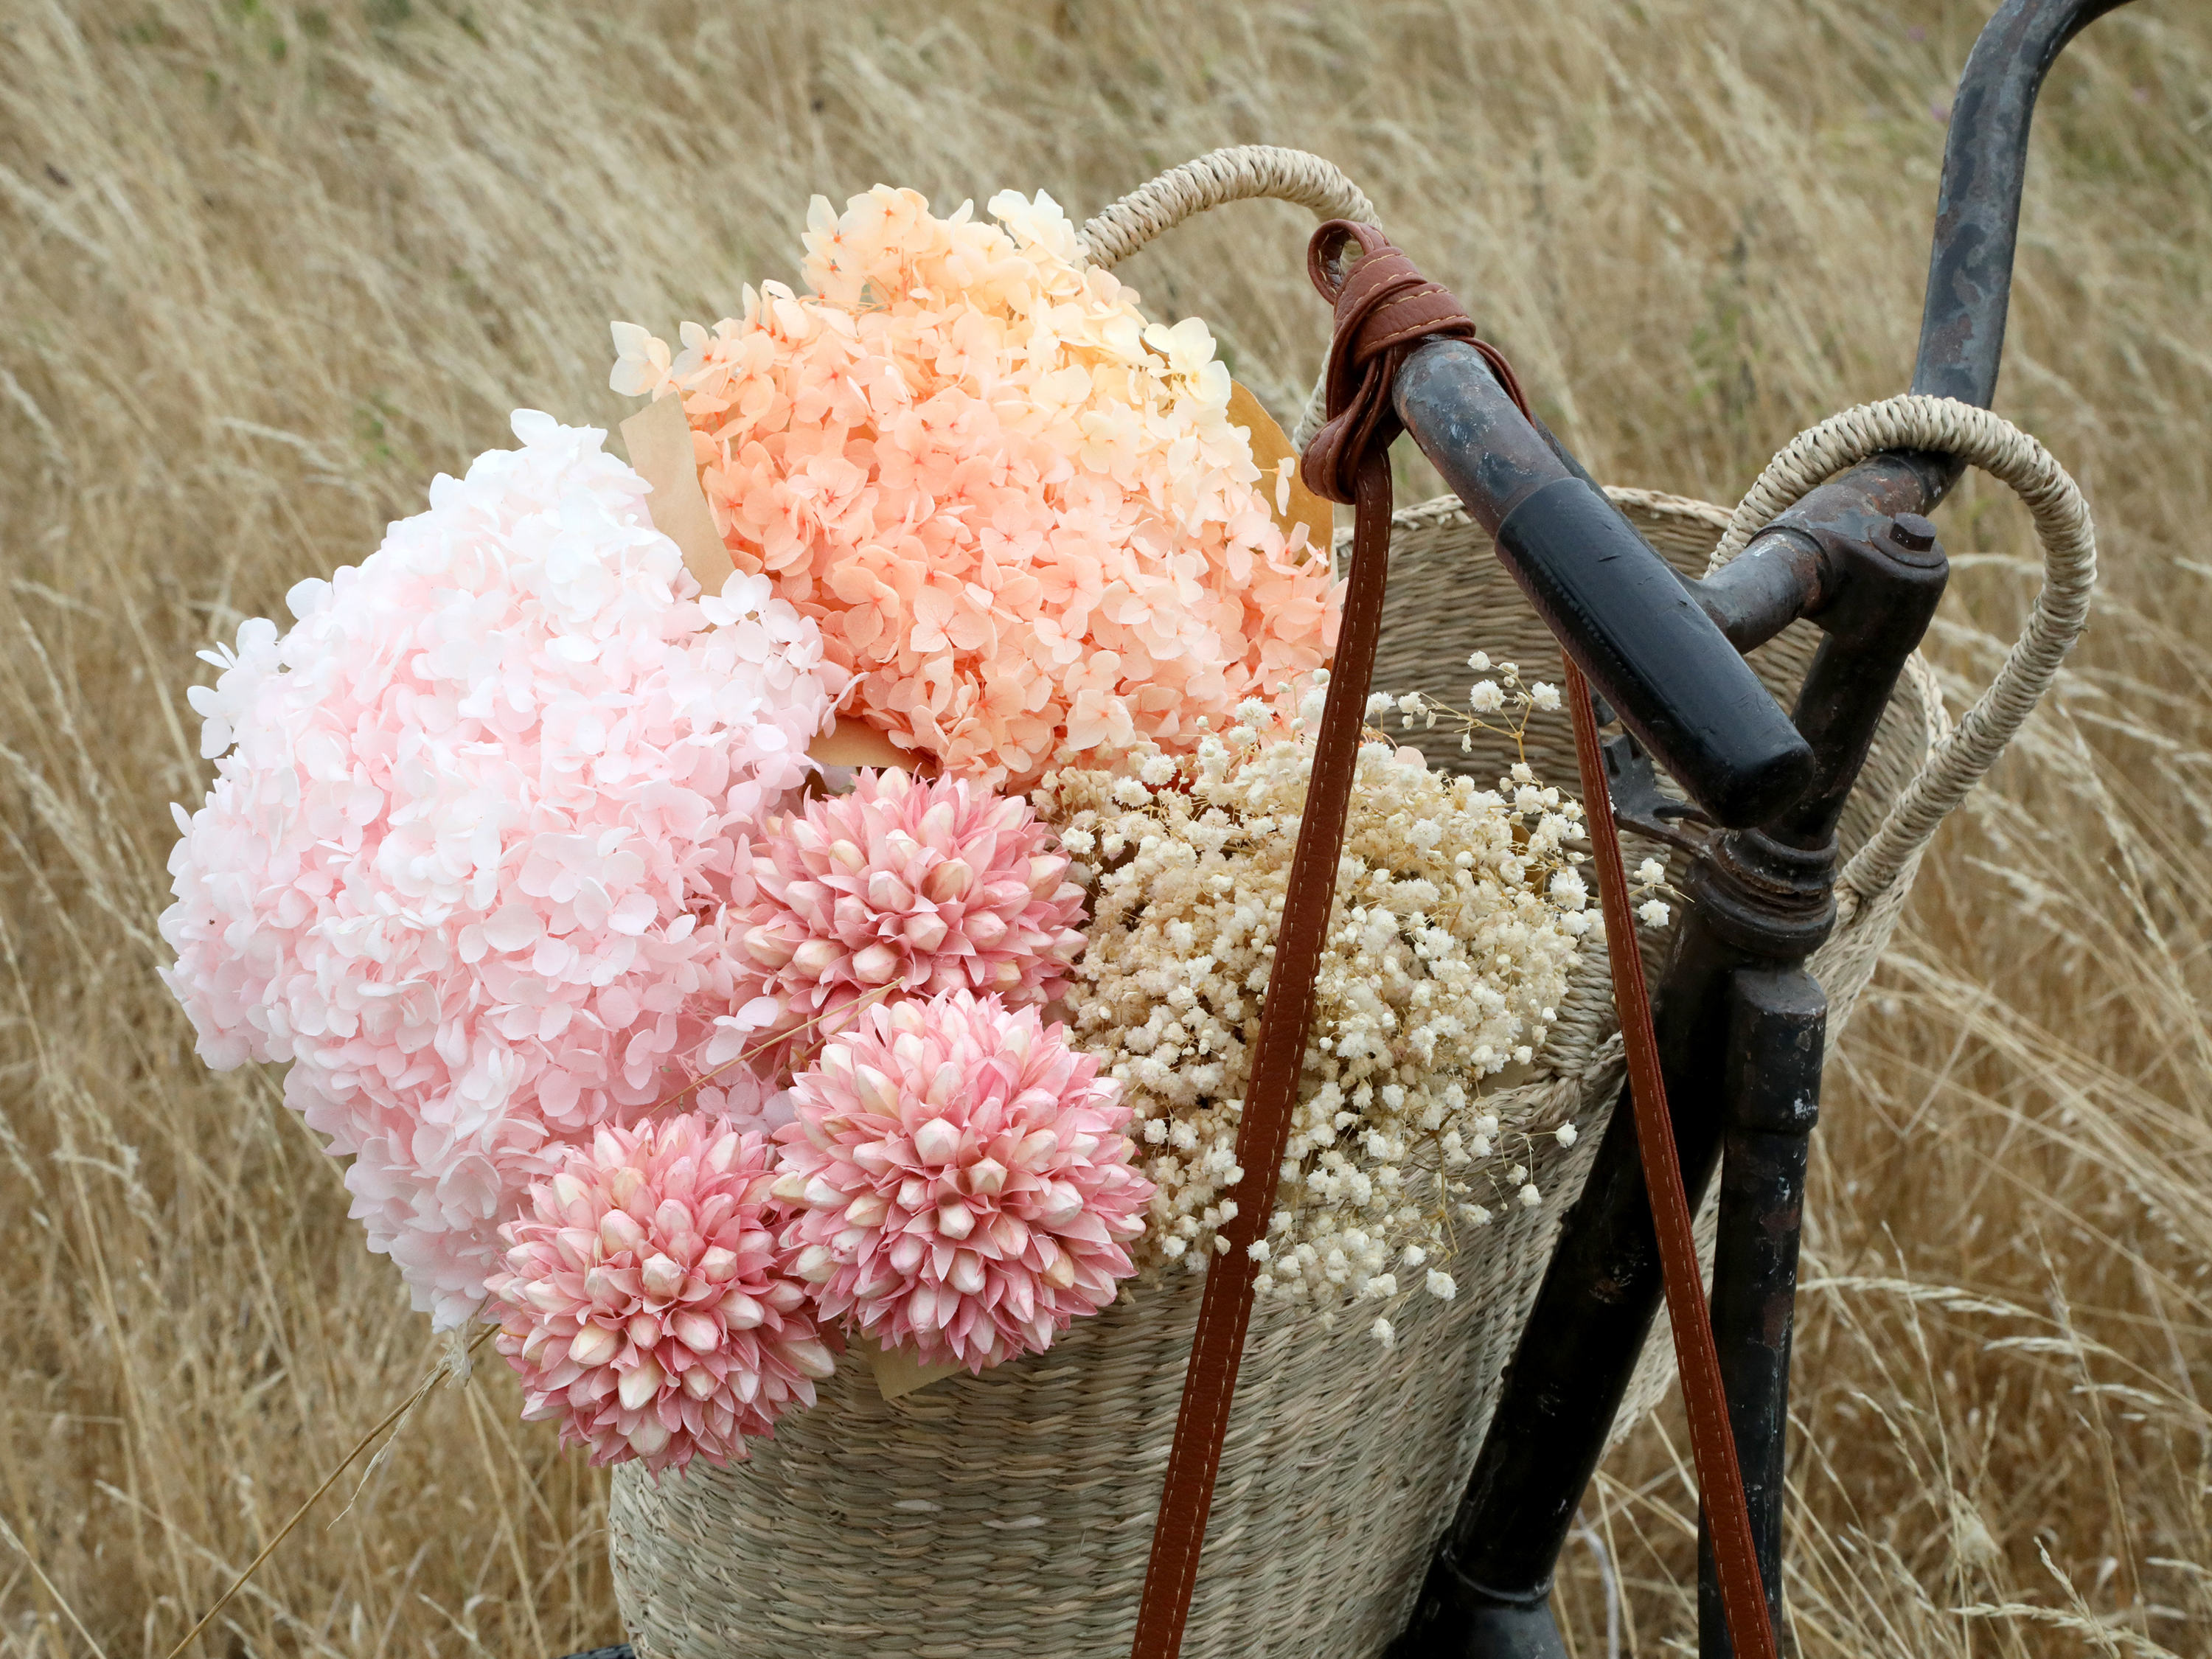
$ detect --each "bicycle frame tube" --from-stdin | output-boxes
[1383,4,2134,1655]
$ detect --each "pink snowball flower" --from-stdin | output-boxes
[774,992,1151,1371]
[611,186,1341,788]
[159,411,846,1329]
[712,769,1086,1079]
[487,1112,836,1475]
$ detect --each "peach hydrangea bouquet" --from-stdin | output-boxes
[159,184,1610,1478]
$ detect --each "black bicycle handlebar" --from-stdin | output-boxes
[1387,7,2135,1657]
[1914,0,2132,410]
[1385,0,2126,832]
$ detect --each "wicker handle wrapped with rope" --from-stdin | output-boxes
[1705,395,2096,903]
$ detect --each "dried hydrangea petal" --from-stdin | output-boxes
[613,186,1340,789]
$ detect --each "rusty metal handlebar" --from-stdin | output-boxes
[1385,0,2126,828]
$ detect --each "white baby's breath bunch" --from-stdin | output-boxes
[1034,662,1617,1337]
[1391,655,1680,928]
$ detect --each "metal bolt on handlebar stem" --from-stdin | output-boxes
[1888,513,1938,553]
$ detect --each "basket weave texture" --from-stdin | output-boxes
[606,488,1949,1659]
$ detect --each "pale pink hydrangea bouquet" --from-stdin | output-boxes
[161,184,1593,1478]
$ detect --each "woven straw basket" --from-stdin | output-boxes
[608,148,2094,1659]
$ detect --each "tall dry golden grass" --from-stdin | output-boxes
[1,1,2206,1655]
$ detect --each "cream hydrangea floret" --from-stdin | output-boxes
[1034,671,1590,1330]
[159,411,846,1329]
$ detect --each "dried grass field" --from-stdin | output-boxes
[3,1,2209,1655]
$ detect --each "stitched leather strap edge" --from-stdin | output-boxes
[1565,662,1780,1659]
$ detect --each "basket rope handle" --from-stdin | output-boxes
[1076,145,1358,447]
[1074,145,1376,270]
[1707,396,2098,902]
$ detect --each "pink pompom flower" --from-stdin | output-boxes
[487,1111,836,1475]
[712,769,1086,1079]
[773,991,1152,1371]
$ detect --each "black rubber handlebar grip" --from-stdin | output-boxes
[1493,477,1813,827]
[1392,340,1813,828]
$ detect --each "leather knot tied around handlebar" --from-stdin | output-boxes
[1298,219,1527,505]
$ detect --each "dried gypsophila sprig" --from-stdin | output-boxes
[1034,667,1613,1339]
[1377,654,1680,928]
[1367,650,1563,762]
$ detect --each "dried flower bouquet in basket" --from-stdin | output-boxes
[158,185,1666,1478]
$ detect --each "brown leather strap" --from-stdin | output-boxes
[1127,223,1441,1659]
[1564,661,1779,1659]
[1130,221,1775,1659]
